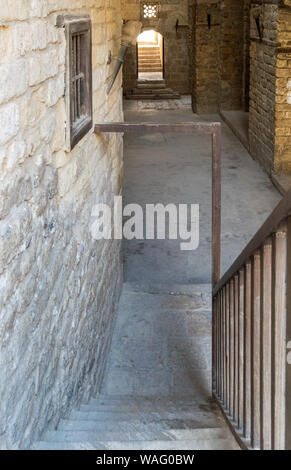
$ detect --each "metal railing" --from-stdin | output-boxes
[95,121,222,286]
[213,189,291,450]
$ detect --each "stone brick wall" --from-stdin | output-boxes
[122,0,191,95]
[220,0,244,110]
[249,2,279,173]
[274,5,291,172]
[0,0,123,449]
[192,0,221,113]
[192,0,251,113]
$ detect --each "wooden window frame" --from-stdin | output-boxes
[65,18,93,151]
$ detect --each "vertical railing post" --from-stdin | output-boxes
[239,267,245,434]
[272,223,287,450]
[244,260,252,442]
[261,239,272,449]
[212,125,221,288]
[285,216,291,450]
[252,251,261,449]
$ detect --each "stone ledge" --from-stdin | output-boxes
[271,170,291,195]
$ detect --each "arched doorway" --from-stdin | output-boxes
[137,30,164,81]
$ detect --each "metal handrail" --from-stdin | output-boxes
[213,187,291,296]
[95,120,222,287]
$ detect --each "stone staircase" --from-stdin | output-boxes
[32,283,240,450]
[138,45,162,73]
[126,79,180,101]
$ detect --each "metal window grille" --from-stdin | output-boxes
[142,2,159,19]
[65,19,92,150]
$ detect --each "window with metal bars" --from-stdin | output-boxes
[65,18,92,150]
[141,2,160,20]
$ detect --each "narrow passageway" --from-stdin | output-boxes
[102,98,280,397]
[98,100,280,449]
[33,100,281,450]
[122,101,281,285]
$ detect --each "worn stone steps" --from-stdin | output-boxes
[137,79,166,85]
[32,285,239,450]
[34,438,239,451]
[139,58,161,63]
[138,67,163,72]
[132,88,173,95]
[100,438,240,451]
[59,411,223,430]
[139,54,161,59]
[126,93,180,100]
[137,83,166,90]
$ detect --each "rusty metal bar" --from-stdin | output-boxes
[225,282,230,413]
[212,127,221,287]
[222,286,226,406]
[212,296,217,394]
[234,274,239,425]
[272,224,287,450]
[252,251,261,449]
[285,217,291,450]
[261,239,272,450]
[229,278,235,419]
[239,267,245,433]
[95,121,221,135]
[217,292,221,399]
[244,260,252,442]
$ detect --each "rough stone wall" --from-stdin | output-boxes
[192,0,221,113]
[192,0,251,113]
[249,2,279,173]
[0,0,123,449]
[274,4,291,173]
[220,0,244,110]
[242,0,251,112]
[122,0,191,95]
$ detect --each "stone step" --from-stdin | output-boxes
[56,423,229,441]
[139,54,161,59]
[44,415,225,442]
[138,58,161,63]
[138,49,161,54]
[138,46,160,51]
[126,93,180,100]
[75,402,214,416]
[137,79,166,85]
[138,62,162,68]
[132,88,174,95]
[138,68,163,73]
[137,83,166,89]
[89,393,209,405]
[139,65,162,69]
[138,63,162,68]
[34,437,239,451]
[103,438,240,451]
[33,442,104,450]
[60,410,223,429]
[84,396,211,412]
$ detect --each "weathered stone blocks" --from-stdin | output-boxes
[0,0,123,450]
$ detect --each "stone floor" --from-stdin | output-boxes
[122,99,281,285]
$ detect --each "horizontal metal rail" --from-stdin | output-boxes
[213,187,291,296]
[95,121,222,287]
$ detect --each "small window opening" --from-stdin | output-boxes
[142,2,160,20]
[65,18,92,150]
